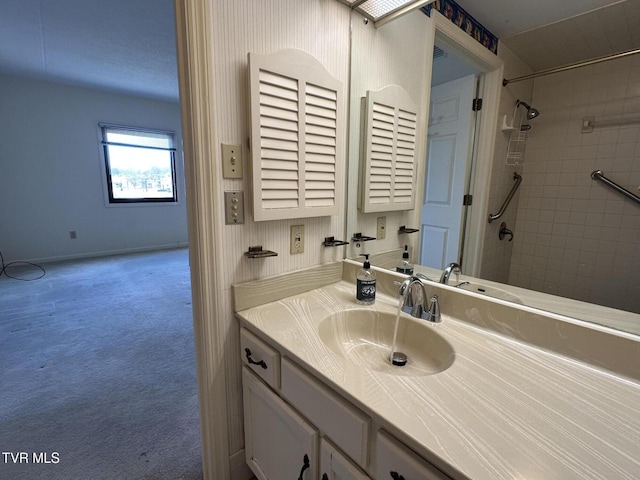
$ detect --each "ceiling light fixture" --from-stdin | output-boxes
[337,0,435,27]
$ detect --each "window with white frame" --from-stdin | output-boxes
[100,125,177,203]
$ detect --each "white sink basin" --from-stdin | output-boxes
[317,309,455,377]
[456,282,524,304]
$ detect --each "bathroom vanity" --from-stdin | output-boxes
[234,261,640,480]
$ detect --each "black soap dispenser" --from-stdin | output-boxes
[356,253,376,305]
[396,245,414,275]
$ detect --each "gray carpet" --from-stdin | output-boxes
[0,248,203,480]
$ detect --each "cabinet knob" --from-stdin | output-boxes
[244,348,267,369]
[298,454,310,480]
[390,472,405,480]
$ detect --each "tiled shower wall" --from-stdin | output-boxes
[508,54,640,313]
[480,44,533,282]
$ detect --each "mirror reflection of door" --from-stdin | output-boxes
[420,37,483,270]
[421,73,476,269]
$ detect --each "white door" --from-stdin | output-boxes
[420,74,476,269]
[242,368,318,480]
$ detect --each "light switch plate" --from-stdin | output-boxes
[222,144,243,179]
[224,191,245,225]
[290,225,304,254]
[377,216,386,240]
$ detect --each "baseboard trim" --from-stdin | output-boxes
[11,243,189,265]
[230,449,253,480]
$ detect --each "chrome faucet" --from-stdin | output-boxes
[397,276,441,323]
[439,262,461,285]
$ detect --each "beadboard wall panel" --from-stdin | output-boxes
[208,0,351,456]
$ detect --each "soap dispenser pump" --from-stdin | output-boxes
[396,245,414,275]
[356,253,376,305]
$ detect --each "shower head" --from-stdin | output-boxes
[516,100,540,120]
[526,107,540,119]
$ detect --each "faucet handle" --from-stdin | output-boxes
[427,295,441,323]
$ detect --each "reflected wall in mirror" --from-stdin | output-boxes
[346,5,640,336]
[346,9,432,264]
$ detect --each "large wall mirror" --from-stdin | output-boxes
[345,5,640,337]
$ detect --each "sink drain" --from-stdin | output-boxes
[390,351,407,366]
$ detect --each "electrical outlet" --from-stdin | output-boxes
[290,225,304,254]
[377,216,386,240]
[69,230,77,239]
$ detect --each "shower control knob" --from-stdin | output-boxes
[499,222,514,242]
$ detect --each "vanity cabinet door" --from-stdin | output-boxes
[281,358,370,468]
[375,430,451,480]
[242,368,317,480]
[320,438,371,480]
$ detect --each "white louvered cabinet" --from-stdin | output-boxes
[360,84,418,213]
[248,49,345,221]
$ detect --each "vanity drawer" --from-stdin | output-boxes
[281,358,370,469]
[375,430,451,480]
[321,438,371,480]
[240,328,280,389]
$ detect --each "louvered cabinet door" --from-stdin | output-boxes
[248,49,345,221]
[361,84,418,213]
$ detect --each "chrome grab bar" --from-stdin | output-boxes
[488,172,522,223]
[591,170,640,206]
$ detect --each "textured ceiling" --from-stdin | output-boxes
[0,0,637,100]
[455,0,626,39]
[0,0,178,101]
[499,0,640,71]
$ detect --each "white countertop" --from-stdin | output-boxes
[237,280,640,480]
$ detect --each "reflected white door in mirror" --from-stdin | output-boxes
[421,74,476,269]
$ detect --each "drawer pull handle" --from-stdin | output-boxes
[245,348,267,369]
[298,454,310,480]
[390,472,405,480]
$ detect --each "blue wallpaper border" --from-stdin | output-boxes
[422,0,499,55]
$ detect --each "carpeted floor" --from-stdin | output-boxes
[0,248,203,480]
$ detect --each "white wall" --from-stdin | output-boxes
[0,74,187,263]
[204,0,351,458]
[509,54,640,313]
